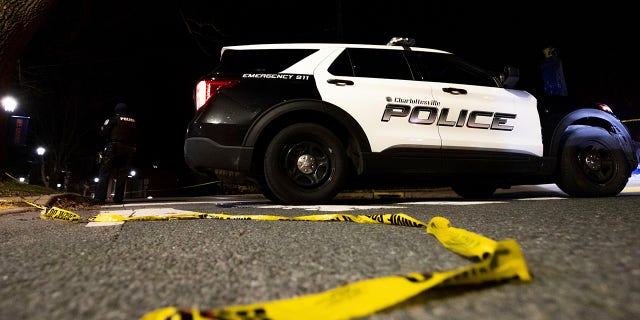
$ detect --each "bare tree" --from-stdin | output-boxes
[0,0,57,95]
[0,0,57,177]
[3,0,115,190]
[28,88,99,189]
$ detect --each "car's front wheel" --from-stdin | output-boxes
[263,123,348,204]
[556,126,630,197]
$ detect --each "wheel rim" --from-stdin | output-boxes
[282,141,332,188]
[577,142,616,183]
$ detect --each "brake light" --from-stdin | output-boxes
[195,79,239,111]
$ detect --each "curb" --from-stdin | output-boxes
[2,174,638,215]
[0,194,71,216]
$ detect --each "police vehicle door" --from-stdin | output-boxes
[314,47,442,169]
[413,52,543,173]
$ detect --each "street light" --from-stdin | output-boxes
[36,146,47,187]
[1,96,17,112]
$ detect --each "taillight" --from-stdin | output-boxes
[195,79,239,111]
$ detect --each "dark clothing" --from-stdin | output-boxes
[94,104,137,203]
[101,114,137,145]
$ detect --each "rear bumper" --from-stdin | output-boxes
[184,137,253,173]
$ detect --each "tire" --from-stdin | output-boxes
[452,184,497,199]
[257,179,282,203]
[556,126,629,197]
[263,123,348,204]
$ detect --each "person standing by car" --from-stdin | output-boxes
[92,102,137,205]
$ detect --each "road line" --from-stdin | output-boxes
[86,208,202,227]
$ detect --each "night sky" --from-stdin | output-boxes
[14,0,639,185]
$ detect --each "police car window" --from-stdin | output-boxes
[414,52,497,87]
[330,48,413,80]
[216,49,318,74]
[327,50,354,76]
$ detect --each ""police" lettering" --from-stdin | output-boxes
[119,116,135,123]
[381,104,516,131]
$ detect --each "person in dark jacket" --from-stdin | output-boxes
[92,102,137,205]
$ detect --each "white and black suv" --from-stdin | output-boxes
[184,38,639,204]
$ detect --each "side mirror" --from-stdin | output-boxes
[500,66,520,89]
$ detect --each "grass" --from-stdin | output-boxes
[1,175,95,210]
[0,176,59,197]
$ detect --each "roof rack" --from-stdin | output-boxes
[386,37,415,46]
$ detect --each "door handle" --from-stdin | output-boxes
[327,79,354,86]
[442,87,467,95]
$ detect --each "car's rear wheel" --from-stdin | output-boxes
[263,123,348,204]
[556,126,629,197]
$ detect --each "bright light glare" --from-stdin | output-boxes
[18,177,26,183]
[36,147,46,156]
[597,103,613,114]
[93,177,99,183]
[1,96,17,112]
[195,79,238,111]
[129,170,136,177]
[195,80,208,110]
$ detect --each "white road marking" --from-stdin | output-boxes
[623,186,640,193]
[86,208,203,227]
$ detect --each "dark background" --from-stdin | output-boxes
[10,0,639,191]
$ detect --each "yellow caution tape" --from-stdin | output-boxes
[143,239,527,320]
[426,216,496,260]
[40,206,82,222]
[24,200,46,210]
[30,206,531,319]
[130,214,531,320]
[90,212,431,227]
[0,199,46,211]
[6,200,79,222]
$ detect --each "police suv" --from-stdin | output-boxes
[184,38,638,204]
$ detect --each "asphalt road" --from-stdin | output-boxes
[1,180,639,320]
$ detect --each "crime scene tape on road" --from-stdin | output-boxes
[89,212,531,320]
[148,242,527,320]
[29,202,532,320]
[40,206,82,222]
